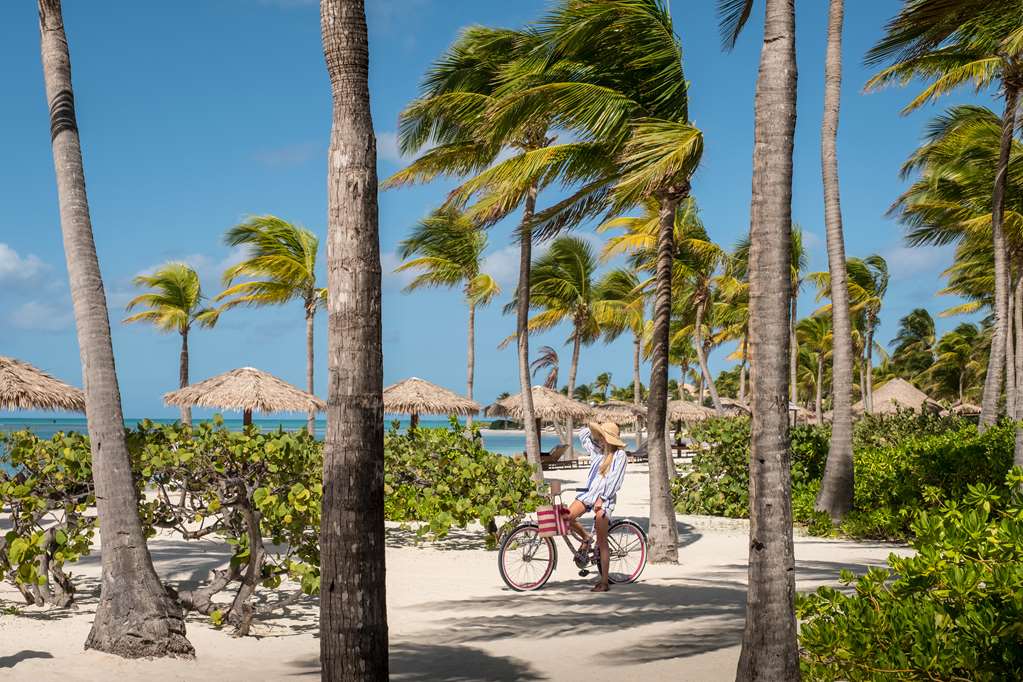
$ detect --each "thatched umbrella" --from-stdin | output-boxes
[164,367,325,426]
[486,386,593,447]
[0,356,85,412]
[667,399,715,423]
[383,376,480,428]
[853,377,941,415]
[719,397,751,415]
[592,400,647,424]
[950,401,981,416]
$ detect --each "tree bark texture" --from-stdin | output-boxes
[865,323,875,414]
[789,294,798,405]
[517,185,543,477]
[735,0,800,679]
[694,298,723,414]
[645,193,683,564]
[38,0,193,659]
[466,301,476,427]
[980,84,1018,429]
[1007,279,1016,419]
[814,0,855,521]
[319,1,389,679]
[179,329,191,427]
[307,303,317,435]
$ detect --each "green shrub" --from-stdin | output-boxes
[384,420,544,542]
[852,411,967,451]
[797,469,1023,681]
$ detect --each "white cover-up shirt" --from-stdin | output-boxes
[575,427,627,517]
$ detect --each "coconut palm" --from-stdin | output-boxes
[318,0,388,677]
[797,315,833,424]
[37,0,193,657]
[216,216,325,435]
[719,0,800,676]
[919,323,986,403]
[593,372,612,402]
[817,0,857,523]
[891,308,936,380]
[124,263,219,426]
[867,0,1023,428]
[530,345,560,389]
[596,268,646,407]
[395,207,500,425]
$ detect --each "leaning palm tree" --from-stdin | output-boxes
[593,372,612,402]
[318,0,388,678]
[37,0,193,657]
[920,323,986,403]
[719,0,801,676]
[395,207,500,425]
[867,0,1023,428]
[816,0,857,523]
[216,216,325,435]
[124,263,219,426]
[530,345,560,389]
[891,308,936,379]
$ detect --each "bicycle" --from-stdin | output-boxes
[497,482,648,591]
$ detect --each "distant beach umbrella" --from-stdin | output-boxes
[592,399,647,425]
[0,356,85,413]
[666,400,715,423]
[383,376,480,429]
[852,377,941,415]
[486,385,593,423]
[164,366,325,426]
[718,397,751,416]
[950,401,981,416]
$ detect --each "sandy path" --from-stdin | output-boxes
[0,465,907,681]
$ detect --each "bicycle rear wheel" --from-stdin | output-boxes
[606,520,647,584]
[498,523,557,591]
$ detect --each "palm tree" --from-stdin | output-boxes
[797,316,833,424]
[596,268,647,408]
[395,207,500,426]
[319,0,388,677]
[867,0,1023,428]
[920,323,986,403]
[891,308,936,380]
[816,0,857,523]
[124,263,219,426]
[37,0,193,657]
[719,0,801,676]
[593,372,612,402]
[574,384,594,402]
[217,216,325,435]
[530,345,560,389]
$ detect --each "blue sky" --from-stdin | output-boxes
[0,0,985,418]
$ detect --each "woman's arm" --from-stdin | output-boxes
[578,426,602,463]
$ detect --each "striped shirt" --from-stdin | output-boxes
[575,427,627,516]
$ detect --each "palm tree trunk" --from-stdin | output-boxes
[865,322,875,414]
[1007,277,1016,420]
[466,301,476,427]
[179,329,191,427]
[1015,278,1023,419]
[633,333,642,448]
[816,356,824,425]
[858,360,866,405]
[565,328,582,451]
[735,0,800,678]
[980,84,1018,429]
[646,191,684,564]
[319,1,388,678]
[517,184,543,477]
[738,332,748,404]
[306,304,316,436]
[694,299,723,413]
[790,293,798,405]
[815,0,854,524]
[37,0,193,658]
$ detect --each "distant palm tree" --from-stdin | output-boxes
[216,216,325,434]
[593,372,612,402]
[37,0,192,657]
[395,207,500,425]
[124,263,219,426]
[920,323,986,403]
[574,384,594,402]
[797,316,833,424]
[530,346,560,389]
[891,308,936,380]
[596,267,646,406]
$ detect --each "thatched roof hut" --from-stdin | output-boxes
[485,385,593,422]
[719,397,751,415]
[164,367,325,425]
[950,402,981,416]
[667,400,715,422]
[383,377,480,427]
[592,400,647,425]
[853,378,941,415]
[0,356,85,412]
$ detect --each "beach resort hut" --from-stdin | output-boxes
[0,356,85,412]
[383,376,480,428]
[667,399,715,423]
[852,377,941,415]
[593,400,647,449]
[719,397,751,416]
[164,367,324,426]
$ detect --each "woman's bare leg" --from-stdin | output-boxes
[566,499,591,544]
[592,510,610,592]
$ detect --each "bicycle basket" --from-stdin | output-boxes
[537,503,570,537]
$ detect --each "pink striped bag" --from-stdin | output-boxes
[537,503,571,537]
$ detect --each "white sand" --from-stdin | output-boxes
[0,465,908,681]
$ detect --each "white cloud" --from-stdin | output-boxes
[11,300,74,333]
[482,245,522,290]
[376,131,406,164]
[252,142,320,169]
[880,245,950,280]
[0,243,49,286]
[380,250,416,290]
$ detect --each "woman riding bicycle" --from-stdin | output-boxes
[565,421,628,592]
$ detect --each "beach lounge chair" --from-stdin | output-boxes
[541,444,570,470]
[627,442,649,463]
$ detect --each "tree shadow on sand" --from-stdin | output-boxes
[286,642,545,680]
[0,650,54,668]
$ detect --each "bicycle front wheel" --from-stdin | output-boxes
[498,523,557,591]
[607,520,647,584]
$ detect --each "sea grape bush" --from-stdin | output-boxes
[797,469,1023,681]
[384,419,544,544]
[0,430,97,607]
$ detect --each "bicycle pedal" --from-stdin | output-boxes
[578,569,590,577]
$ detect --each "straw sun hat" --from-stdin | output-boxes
[588,420,626,449]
